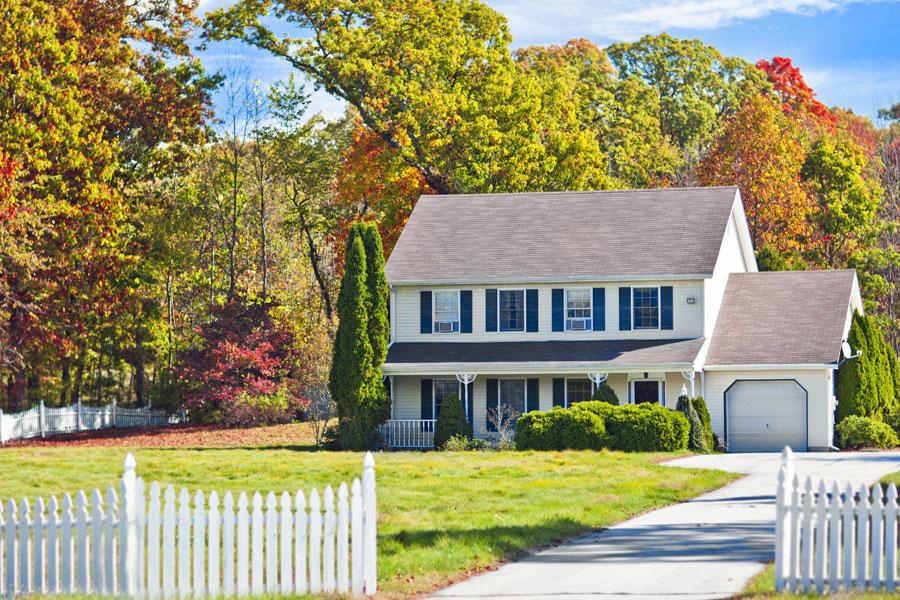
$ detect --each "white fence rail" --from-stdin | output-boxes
[0,400,171,444]
[377,420,435,449]
[0,453,377,597]
[776,446,899,594]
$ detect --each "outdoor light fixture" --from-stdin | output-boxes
[686,297,696,304]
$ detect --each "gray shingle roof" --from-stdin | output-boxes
[383,338,704,368]
[385,187,740,283]
[705,270,857,366]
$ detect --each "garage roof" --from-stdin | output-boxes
[705,270,858,366]
[384,187,740,283]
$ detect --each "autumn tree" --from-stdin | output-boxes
[698,95,812,253]
[203,0,608,195]
[756,57,835,129]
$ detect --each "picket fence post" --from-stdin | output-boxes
[363,451,377,595]
[0,407,5,443]
[77,398,83,431]
[112,397,117,428]
[39,400,45,438]
[775,446,793,591]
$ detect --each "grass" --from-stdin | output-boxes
[0,446,737,599]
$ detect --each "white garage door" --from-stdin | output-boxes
[726,380,807,452]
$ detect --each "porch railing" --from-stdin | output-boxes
[377,420,436,449]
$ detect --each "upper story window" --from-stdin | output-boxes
[633,287,659,329]
[433,291,459,333]
[499,290,525,332]
[565,289,592,331]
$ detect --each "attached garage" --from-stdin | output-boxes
[725,380,807,452]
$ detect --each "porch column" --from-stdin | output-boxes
[455,374,477,417]
[681,370,696,397]
[587,372,609,391]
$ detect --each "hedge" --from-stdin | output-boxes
[515,401,688,452]
[835,415,899,450]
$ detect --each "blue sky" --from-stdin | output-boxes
[196,0,900,123]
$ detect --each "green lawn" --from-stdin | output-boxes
[0,447,736,599]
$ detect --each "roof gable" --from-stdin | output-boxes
[385,187,740,283]
[705,270,858,366]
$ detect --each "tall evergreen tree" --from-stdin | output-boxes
[836,312,870,423]
[361,224,390,366]
[328,235,381,449]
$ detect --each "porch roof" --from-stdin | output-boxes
[382,338,704,374]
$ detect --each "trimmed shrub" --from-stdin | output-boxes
[605,404,690,452]
[591,382,620,405]
[570,400,617,421]
[836,415,899,449]
[514,407,607,451]
[676,395,709,453]
[434,393,473,449]
[690,396,716,449]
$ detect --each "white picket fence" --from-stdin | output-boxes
[0,453,377,597]
[0,399,171,444]
[776,446,900,593]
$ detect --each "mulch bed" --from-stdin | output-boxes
[1,422,316,448]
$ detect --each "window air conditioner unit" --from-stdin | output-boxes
[436,321,455,333]
[569,319,588,331]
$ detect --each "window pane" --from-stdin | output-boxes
[499,290,525,332]
[499,379,526,417]
[633,287,659,329]
[434,380,459,418]
[566,289,592,330]
[566,379,592,405]
[433,291,460,333]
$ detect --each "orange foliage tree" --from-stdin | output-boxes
[756,56,835,129]
[698,95,813,253]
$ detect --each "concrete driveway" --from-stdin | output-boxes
[432,452,900,600]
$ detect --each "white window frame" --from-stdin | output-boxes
[564,377,594,408]
[565,288,592,332]
[432,290,460,334]
[433,379,461,418]
[498,378,530,415]
[498,288,527,333]
[628,377,665,405]
[632,286,661,330]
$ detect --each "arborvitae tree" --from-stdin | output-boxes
[328,235,381,449]
[434,393,473,449]
[676,395,709,452]
[889,343,900,414]
[361,224,390,367]
[837,311,874,423]
[867,317,895,418]
[591,382,620,405]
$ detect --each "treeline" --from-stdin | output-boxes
[3,0,900,419]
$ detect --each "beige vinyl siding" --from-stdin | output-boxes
[393,280,704,343]
[703,369,834,450]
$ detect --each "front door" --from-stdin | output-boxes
[633,381,659,404]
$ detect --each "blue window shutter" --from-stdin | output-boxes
[527,378,540,412]
[486,289,498,332]
[553,378,565,407]
[592,288,605,331]
[661,286,673,330]
[552,289,564,332]
[460,290,473,333]
[420,379,433,419]
[420,291,432,334]
[526,289,539,332]
[464,382,474,427]
[619,287,631,331]
[486,378,498,431]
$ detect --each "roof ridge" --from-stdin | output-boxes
[417,186,739,200]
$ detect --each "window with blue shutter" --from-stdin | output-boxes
[420,291,432,334]
[619,287,631,330]
[420,379,433,420]
[592,288,605,331]
[661,286,673,330]
[527,378,540,412]
[526,289,538,332]
[552,378,565,407]
[551,289,564,332]
[486,378,498,431]
[460,290,473,333]
[486,289,498,332]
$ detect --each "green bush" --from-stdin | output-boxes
[690,396,715,448]
[434,393,473,448]
[591,382,620,405]
[675,395,709,453]
[604,404,689,452]
[515,401,688,452]
[514,407,607,451]
[836,415,900,449]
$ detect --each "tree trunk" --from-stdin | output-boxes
[299,212,334,321]
[5,358,26,412]
[71,341,87,405]
[60,357,71,405]
[167,265,175,369]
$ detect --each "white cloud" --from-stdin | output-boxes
[491,0,887,42]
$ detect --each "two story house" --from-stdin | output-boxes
[379,187,863,452]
